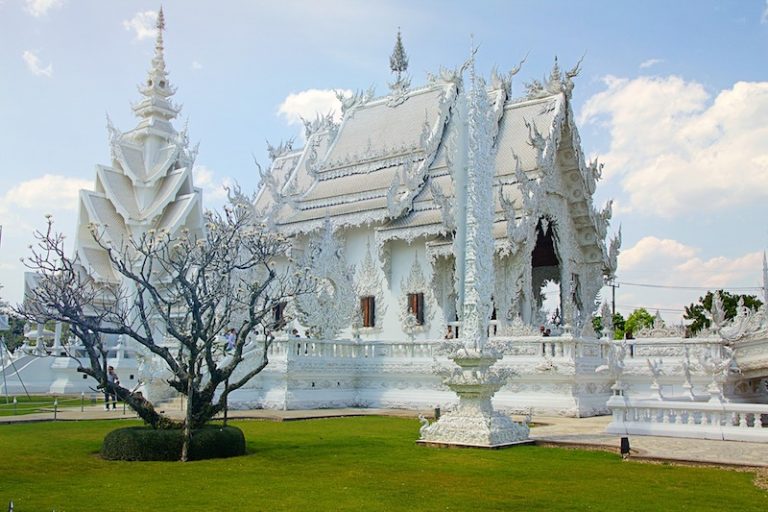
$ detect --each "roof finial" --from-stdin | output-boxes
[133,6,179,126]
[151,7,166,78]
[139,6,173,100]
[157,5,165,31]
[389,28,409,84]
[387,28,411,106]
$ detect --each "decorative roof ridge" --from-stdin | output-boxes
[271,148,304,160]
[143,167,193,219]
[555,97,620,277]
[505,91,564,108]
[523,55,583,100]
[94,166,138,221]
[318,148,425,178]
[266,138,296,162]
[362,80,454,108]
[74,246,119,284]
[278,208,392,235]
[154,191,201,234]
[383,83,457,218]
[374,220,449,248]
[79,188,109,201]
[297,189,389,211]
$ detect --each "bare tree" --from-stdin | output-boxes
[19,192,311,460]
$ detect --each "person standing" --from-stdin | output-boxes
[225,328,236,353]
[106,366,119,410]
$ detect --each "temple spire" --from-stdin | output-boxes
[132,6,180,133]
[387,28,411,106]
[139,6,174,101]
[454,42,494,351]
[389,28,409,83]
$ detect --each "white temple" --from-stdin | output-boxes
[241,36,622,417]
[6,16,768,443]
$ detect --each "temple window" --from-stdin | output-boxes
[360,296,375,328]
[407,293,424,325]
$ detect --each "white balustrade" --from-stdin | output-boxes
[272,336,604,366]
[607,396,768,442]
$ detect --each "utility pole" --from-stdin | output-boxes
[607,278,619,317]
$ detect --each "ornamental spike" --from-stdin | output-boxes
[389,27,409,81]
[762,250,768,308]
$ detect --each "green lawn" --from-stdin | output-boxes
[0,417,765,511]
[0,395,97,416]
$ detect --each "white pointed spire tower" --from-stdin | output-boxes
[418,49,530,448]
[74,7,204,283]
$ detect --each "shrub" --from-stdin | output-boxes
[101,425,245,461]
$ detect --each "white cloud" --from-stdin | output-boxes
[277,88,351,128]
[122,10,158,42]
[24,0,63,17]
[0,174,89,303]
[639,58,663,69]
[22,50,52,77]
[191,61,203,71]
[613,236,764,321]
[193,165,231,206]
[762,0,768,24]
[580,76,768,217]
[620,236,698,272]
[0,174,90,213]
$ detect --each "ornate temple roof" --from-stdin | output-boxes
[258,50,619,279]
[74,8,204,283]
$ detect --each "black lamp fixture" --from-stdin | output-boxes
[620,436,630,459]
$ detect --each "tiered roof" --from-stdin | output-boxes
[75,8,204,283]
[257,54,617,275]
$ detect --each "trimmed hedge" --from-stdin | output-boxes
[101,425,246,461]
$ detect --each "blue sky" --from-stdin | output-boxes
[1,0,767,322]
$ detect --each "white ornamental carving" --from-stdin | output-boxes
[295,218,356,340]
[707,292,768,343]
[635,311,685,339]
[595,340,627,393]
[355,239,387,330]
[399,253,434,336]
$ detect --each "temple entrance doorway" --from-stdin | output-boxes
[531,220,561,329]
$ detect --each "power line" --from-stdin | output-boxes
[616,281,762,291]
[615,304,686,313]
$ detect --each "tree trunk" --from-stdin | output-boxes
[180,363,194,462]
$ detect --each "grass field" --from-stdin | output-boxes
[0,417,765,511]
[0,395,99,416]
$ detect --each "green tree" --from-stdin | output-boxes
[624,308,655,339]
[5,315,27,351]
[684,291,763,336]
[592,315,603,338]
[0,292,26,351]
[592,312,626,339]
[612,312,626,340]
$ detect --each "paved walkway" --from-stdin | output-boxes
[3,405,768,468]
[528,415,768,468]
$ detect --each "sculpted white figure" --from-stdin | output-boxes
[295,218,356,340]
